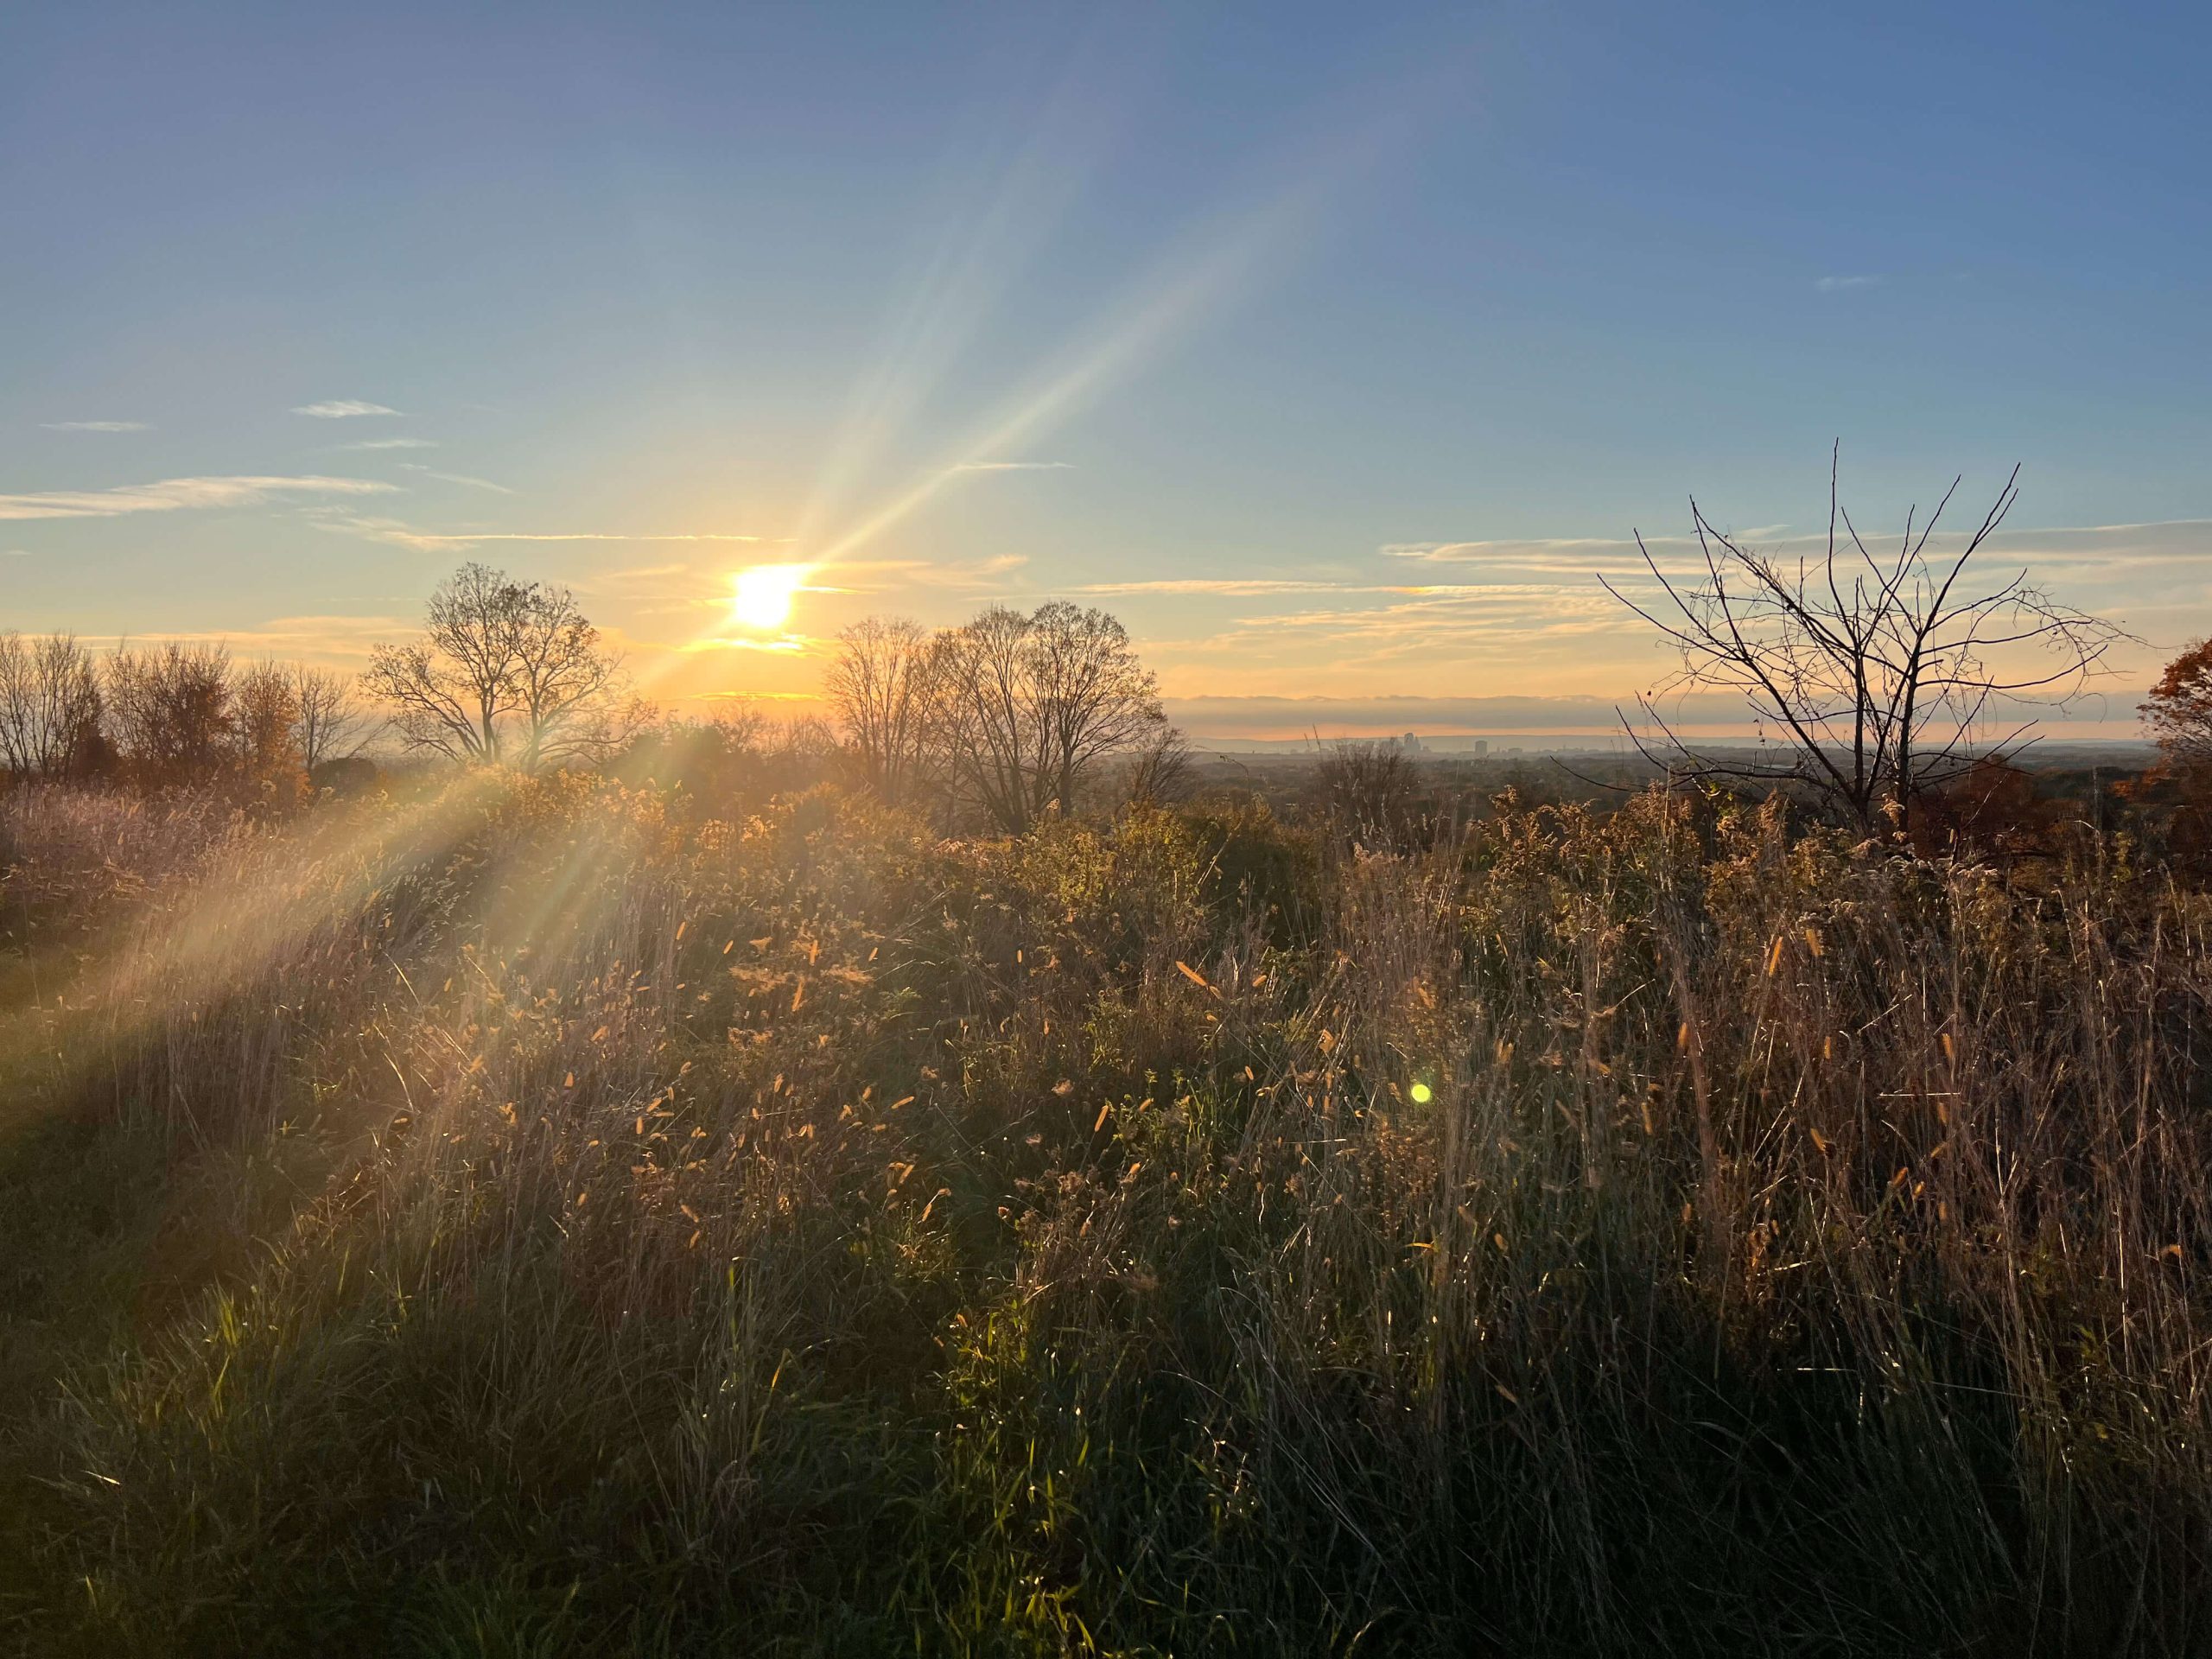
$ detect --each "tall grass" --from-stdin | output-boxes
[3,775,2209,1655]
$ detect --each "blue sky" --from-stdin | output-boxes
[4,1,2207,734]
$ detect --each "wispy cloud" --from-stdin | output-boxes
[1122,515,2204,707]
[1078,577,1484,598]
[474,531,766,543]
[397,463,513,495]
[832,554,1028,592]
[1381,518,2212,591]
[335,436,437,451]
[0,475,395,521]
[950,460,1075,474]
[1815,274,1881,292]
[305,514,475,554]
[310,512,772,554]
[4,548,29,557]
[41,420,150,433]
[292,399,402,419]
[428,471,513,495]
[79,613,414,663]
[1195,586,1633,656]
[1380,534,1717,581]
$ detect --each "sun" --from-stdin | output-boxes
[728,563,813,632]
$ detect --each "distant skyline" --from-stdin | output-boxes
[5,2,2208,738]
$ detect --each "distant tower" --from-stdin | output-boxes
[1473,739,1489,757]
[1402,732,1421,753]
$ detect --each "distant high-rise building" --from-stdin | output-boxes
[1402,732,1421,753]
[1472,739,1489,757]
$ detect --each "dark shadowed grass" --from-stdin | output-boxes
[3,777,2209,1655]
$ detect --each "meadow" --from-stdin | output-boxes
[3,766,2210,1656]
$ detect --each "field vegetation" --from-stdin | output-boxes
[8,525,2212,1652]
[5,746,2212,1655]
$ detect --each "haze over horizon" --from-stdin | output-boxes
[7,2,2208,741]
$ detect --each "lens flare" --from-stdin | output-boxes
[728,563,814,632]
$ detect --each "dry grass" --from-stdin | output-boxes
[3,774,2209,1656]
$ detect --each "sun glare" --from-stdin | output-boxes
[729,563,813,632]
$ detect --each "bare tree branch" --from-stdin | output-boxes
[1604,452,2133,837]
[364,563,642,770]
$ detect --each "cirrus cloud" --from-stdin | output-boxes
[398,463,513,495]
[308,512,776,554]
[292,399,402,419]
[0,474,395,521]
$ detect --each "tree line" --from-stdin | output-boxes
[358,563,1189,830]
[0,564,1186,833]
[823,605,1185,832]
[15,452,2212,844]
[0,632,365,798]
[358,563,1185,829]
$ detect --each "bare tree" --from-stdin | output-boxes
[1602,453,2129,836]
[289,664,369,771]
[1027,602,1166,815]
[823,616,944,808]
[506,582,639,769]
[935,603,1166,833]
[105,641,236,786]
[938,606,1039,832]
[0,632,103,780]
[364,563,640,769]
[365,564,521,763]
